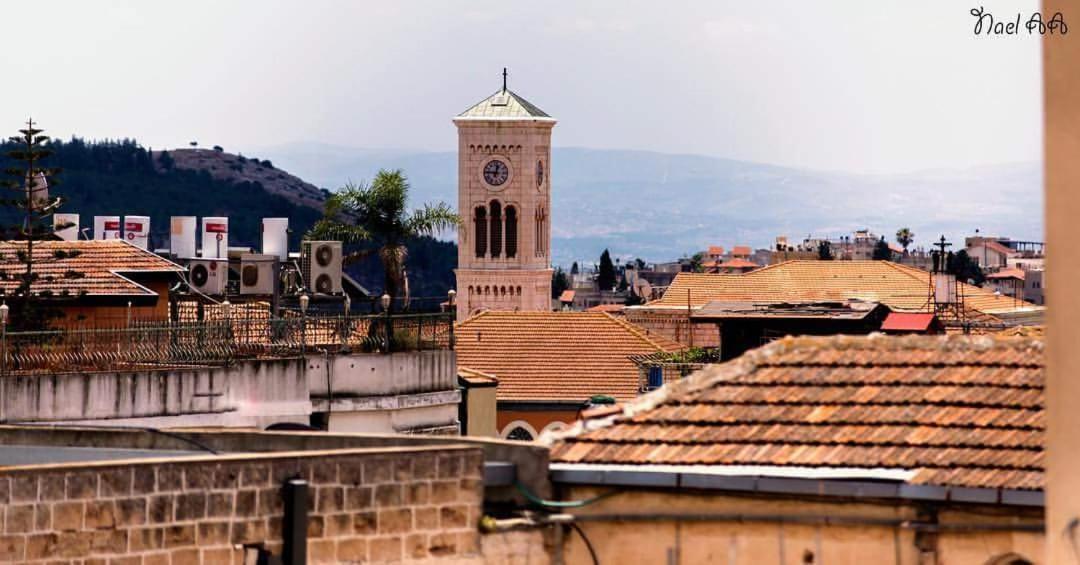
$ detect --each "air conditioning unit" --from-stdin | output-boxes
[240,253,276,295]
[187,259,228,296]
[301,241,343,295]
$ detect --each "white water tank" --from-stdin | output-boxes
[262,218,289,261]
[201,217,229,259]
[94,216,121,240]
[170,216,197,258]
[53,213,79,241]
[123,215,150,250]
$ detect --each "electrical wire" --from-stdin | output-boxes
[514,481,620,509]
[570,522,600,565]
[8,422,221,455]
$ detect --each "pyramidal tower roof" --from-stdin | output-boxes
[456,69,554,121]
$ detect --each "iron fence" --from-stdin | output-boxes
[0,312,455,376]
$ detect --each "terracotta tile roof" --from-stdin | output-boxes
[586,304,626,313]
[458,366,499,386]
[731,246,752,257]
[881,312,937,332]
[558,290,576,302]
[0,240,184,298]
[988,268,1026,281]
[976,240,1018,256]
[707,246,725,256]
[550,334,1045,490]
[717,259,759,269]
[645,260,1040,316]
[455,311,684,403]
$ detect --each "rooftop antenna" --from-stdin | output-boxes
[502,67,508,92]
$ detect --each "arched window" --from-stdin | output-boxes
[489,201,503,258]
[473,206,487,258]
[505,205,518,258]
[506,426,534,441]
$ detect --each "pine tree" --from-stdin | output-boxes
[0,119,74,330]
[551,267,570,299]
[598,249,616,290]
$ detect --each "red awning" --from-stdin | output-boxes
[881,312,937,332]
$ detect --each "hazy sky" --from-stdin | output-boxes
[2,1,1042,174]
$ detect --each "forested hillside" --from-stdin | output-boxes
[0,138,457,300]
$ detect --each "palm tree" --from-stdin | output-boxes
[307,169,459,310]
[896,227,915,255]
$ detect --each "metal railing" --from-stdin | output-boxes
[0,312,455,376]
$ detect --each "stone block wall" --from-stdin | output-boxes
[0,445,483,564]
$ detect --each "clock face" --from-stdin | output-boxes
[536,160,544,188]
[483,160,509,187]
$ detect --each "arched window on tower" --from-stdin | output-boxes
[473,206,487,258]
[505,205,518,258]
[489,201,503,258]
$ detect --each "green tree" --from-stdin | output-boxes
[895,227,914,254]
[688,251,706,272]
[948,250,985,286]
[872,236,892,260]
[634,258,646,270]
[817,240,834,260]
[598,249,616,290]
[307,169,459,310]
[0,120,71,330]
[570,261,579,275]
[551,267,570,299]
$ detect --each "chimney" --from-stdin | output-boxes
[262,218,289,261]
[201,217,229,259]
[170,216,197,259]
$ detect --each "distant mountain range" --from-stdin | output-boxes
[257,143,1044,267]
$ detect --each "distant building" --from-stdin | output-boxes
[0,240,185,328]
[987,268,1027,299]
[454,311,682,439]
[967,237,1017,271]
[627,260,1045,345]
[454,75,555,319]
[691,299,890,360]
[550,335,1045,565]
[1024,268,1046,305]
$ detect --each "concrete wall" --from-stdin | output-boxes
[0,445,484,564]
[0,358,310,429]
[309,350,460,434]
[2,350,460,434]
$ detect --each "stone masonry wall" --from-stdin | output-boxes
[0,445,483,564]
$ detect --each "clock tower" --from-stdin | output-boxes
[454,70,555,319]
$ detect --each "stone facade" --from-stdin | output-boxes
[453,91,556,320]
[0,446,483,563]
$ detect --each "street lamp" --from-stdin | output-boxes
[342,295,352,344]
[1,302,8,377]
[222,299,231,319]
[299,294,309,355]
[447,289,456,309]
[381,294,392,352]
